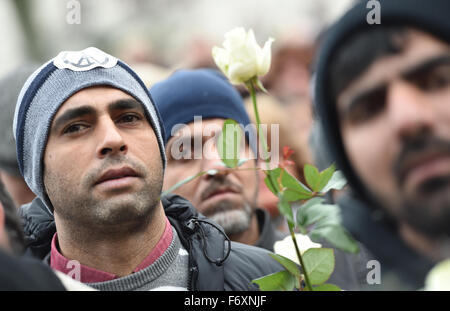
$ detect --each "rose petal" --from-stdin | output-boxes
[228,61,254,85]
[257,37,274,76]
[273,234,322,264]
[223,27,247,52]
[212,46,230,76]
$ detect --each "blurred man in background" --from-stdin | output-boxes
[0,177,91,290]
[314,0,450,290]
[263,40,315,169]
[0,174,25,256]
[151,68,370,290]
[150,69,283,250]
[0,64,38,207]
[0,177,65,290]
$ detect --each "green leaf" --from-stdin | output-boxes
[217,119,242,168]
[312,283,342,291]
[296,199,341,229]
[310,225,360,254]
[321,171,347,193]
[304,164,337,192]
[317,164,336,192]
[302,248,335,285]
[304,164,321,192]
[252,270,296,291]
[281,169,313,202]
[269,253,301,277]
[298,197,326,210]
[277,193,294,230]
[263,167,313,202]
[264,167,281,195]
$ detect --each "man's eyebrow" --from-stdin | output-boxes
[340,54,450,117]
[108,98,144,113]
[52,105,97,132]
[402,54,450,79]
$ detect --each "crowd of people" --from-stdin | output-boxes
[0,0,449,291]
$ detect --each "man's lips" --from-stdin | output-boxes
[399,151,450,191]
[94,167,140,186]
[201,186,239,202]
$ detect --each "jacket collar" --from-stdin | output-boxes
[21,194,228,291]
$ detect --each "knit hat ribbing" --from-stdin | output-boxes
[13,48,166,213]
[149,68,253,144]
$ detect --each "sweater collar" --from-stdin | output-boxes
[50,217,173,283]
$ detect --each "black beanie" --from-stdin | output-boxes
[149,68,254,145]
[313,0,450,207]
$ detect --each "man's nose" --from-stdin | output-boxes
[96,117,128,158]
[201,143,230,179]
[387,80,435,142]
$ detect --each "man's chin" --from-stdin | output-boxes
[209,209,252,236]
[401,190,450,238]
[88,192,157,221]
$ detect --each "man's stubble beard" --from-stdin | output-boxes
[206,200,254,236]
[400,178,450,238]
[393,134,450,238]
[45,157,164,236]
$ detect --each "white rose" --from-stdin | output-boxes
[212,27,274,85]
[273,234,322,265]
[424,259,450,291]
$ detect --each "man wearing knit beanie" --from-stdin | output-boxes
[17,48,284,291]
[150,69,281,250]
[150,69,371,291]
[313,0,450,289]
[0,64,38,207]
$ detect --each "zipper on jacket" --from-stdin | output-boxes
[182,219,198,291]
[187,265,198,291]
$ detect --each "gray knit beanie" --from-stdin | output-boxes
[13,47,166,212]
[0,64,39,177]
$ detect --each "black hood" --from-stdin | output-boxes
[313,0,450,208]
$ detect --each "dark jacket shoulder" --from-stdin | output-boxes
[0,249,65,290]
[162,194,283,291]
[19,198,55,259]
[21,194,283,291]
[223,241,282,290]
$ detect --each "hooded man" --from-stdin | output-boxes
[313,0,450,290]
[17,47,283,291]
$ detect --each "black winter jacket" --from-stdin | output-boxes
[19,194,283,291]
